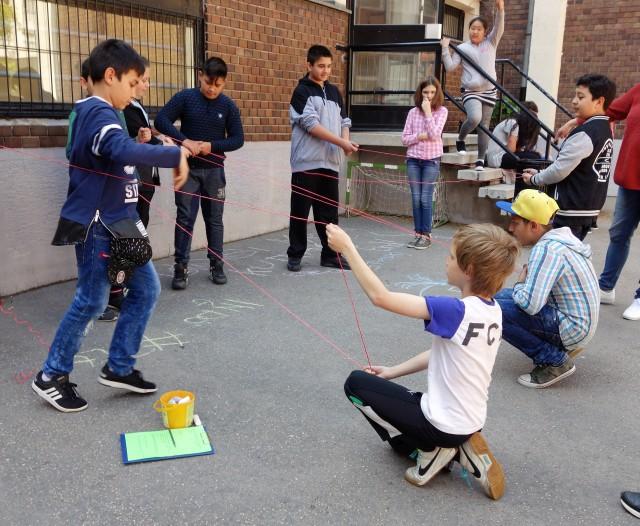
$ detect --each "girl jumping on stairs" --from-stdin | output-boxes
[442,0,505,171]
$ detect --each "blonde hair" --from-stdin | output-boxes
[453,224,520,297]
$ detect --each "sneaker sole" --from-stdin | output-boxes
[413,244,431,250]
[465,433,505,500]
[622,312,640,321]
[171,282,188,290]
[31,381,88,413]
[517,364,576,389]
[97,377,157,394]
[621,498,640,519]
[209,276,228,285]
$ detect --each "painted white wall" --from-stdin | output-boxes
[0,142,294,296]
[526,0,568,128]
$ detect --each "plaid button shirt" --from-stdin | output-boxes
[401,106,448,160]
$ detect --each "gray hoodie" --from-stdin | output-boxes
[289,75,351,173]
[512,227,599,348]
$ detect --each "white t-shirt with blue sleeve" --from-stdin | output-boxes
[419,295,502,435]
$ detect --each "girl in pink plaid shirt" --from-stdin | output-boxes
[402,77,448,249]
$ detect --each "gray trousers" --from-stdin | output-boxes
[459,98,494,161]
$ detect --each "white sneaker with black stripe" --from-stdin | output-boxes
[31,371,88,413]
[404,446,457,486]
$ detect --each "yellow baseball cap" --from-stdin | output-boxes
[496,189,559,225]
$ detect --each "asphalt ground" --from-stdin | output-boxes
[1,202,639,525]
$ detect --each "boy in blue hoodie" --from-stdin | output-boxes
[32,39,189,413]
[495,190,600,388]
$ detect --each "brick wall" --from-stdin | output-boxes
[556,0,640,137]
[204,0,350,142]
[0,124,68,148]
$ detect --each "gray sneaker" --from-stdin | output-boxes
[406,234,420,248]
[517,358,575,388]
[414,236,432,250]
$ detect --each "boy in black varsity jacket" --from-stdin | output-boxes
[523,74,616,240]
[31,40,189,413]
[286,45,359,272]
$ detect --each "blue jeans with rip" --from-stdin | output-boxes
[43,223,161,377]
[495,288,567,366]
[406,158,440,235]
[598,187,640,299]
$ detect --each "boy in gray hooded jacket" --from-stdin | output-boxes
[286,45,358,272]
[494,190,600,389]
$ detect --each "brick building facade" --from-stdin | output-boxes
[480,0,640,137]
[204,0,349,142]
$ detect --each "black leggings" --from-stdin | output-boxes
[344,370,472,455]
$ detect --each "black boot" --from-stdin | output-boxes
[171,263,189,290]
[210,259,227,285]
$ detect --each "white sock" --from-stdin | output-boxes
[41,372,52,382]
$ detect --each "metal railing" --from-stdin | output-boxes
[445,43,558,160]
[0,0,204,118]
[496,58,572,120]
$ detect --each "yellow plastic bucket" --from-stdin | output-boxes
[153,390,195,429]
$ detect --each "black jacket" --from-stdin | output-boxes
[123,99,161,185]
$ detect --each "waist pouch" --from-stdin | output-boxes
[105,218,153,286]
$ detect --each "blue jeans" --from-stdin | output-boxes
[406,158,440,234]
[598,187,640,299]
[175,167,226,265]
[495,289,567,366]
[43,223,161,377]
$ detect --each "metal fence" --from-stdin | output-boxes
[0,0,204,117]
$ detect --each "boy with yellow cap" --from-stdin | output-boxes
[495,190,600,388]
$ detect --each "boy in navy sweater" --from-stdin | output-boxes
[155,57,244,289]
[32,39,189,413]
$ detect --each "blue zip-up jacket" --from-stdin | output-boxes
[154,89,244,169]
[512,227,600,348]
[289,75,351,173]
[53,96,181,244]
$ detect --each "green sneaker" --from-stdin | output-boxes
[517,358,575,389]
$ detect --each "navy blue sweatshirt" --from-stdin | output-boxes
[52,96,181,244]
[154,88,244,169]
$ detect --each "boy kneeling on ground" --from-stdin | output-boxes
[327,223,519,499]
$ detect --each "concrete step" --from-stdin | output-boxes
[442,151,479,165]
[478,183,515,199]
[457,167,503,182]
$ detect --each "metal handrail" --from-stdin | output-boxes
[444,89,518,163]
[496,58,572,118]
[446,43,555,160]
[497,96,560,154]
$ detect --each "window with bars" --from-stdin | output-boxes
[0,0,203,117]
[443,4,465,41]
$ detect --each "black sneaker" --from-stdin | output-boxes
[98,364,157,393]
[97,305,119,322]
[475,159,485,171]
[320,255,351,270]
[209,260,227,285]
[31,371,88,412]
[287,258,302,272]
[171,263,188,290]
[456,140,467,154]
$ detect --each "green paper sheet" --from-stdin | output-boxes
[120,425,214,464]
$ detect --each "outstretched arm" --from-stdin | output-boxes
[366,350,431,380]
[326,224,429,320]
